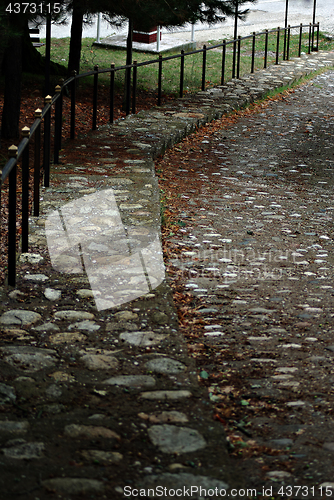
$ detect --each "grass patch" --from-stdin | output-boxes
[37,30,334,95]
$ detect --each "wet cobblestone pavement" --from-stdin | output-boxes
[158,67,334,498]
[0,50,334,499]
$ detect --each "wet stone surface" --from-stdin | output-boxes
[158,60,334,498]
[0,50,334,499]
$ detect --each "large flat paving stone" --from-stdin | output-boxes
[1,346,57,372]
[140,390,192,400]
[145,357,186,374]
[0,310,42,327]
[64,424,120,440]
[148,424,206,453]
[54,310,95,321]
[42,478,105,494]
[2,441,45,459]
[103,375,156,388]
[119,331,166,346]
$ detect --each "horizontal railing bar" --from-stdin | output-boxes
[62,75,75,86]
[28,117,43,137]
[1,158,16,183]
[15,137,30,162]
[1,115,46,183]
[41,101,53,117]
[2,137,29,182]
[65,23,316,78]
[237,24,304,41]
[61,24,309,81]
[72,69,97,78]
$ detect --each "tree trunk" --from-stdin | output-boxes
[0,20,10,72]
[68,0,84,75]
[21,20,47,74]
[21,20,66,77]
[1,17,23,139]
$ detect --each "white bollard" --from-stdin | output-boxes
[191,24,195,42]
[96,13,101,43]
[157,26,161,52]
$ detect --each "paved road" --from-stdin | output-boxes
[39,0,334,40]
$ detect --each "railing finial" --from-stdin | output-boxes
[21,126,30,138]
[8,145,18,158]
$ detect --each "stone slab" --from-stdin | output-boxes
[148,424,206,453]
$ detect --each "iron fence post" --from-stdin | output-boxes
[125,64,131,116]
[34,108,42,217]
[316,22,319,51]
[308,23,312,54]
[251,32,256,73]
[21,127,30,254]
[43,95,52,188]
[237,36,241,78]
[283,27,287,60]
[54,84,61,164]
[298,23,303,57]
[110,63,115,123]
[180,50,184,98]
[264,30,268,68]
[287,25,291,60]
[221,40,226,84]
[93,64,98,130]
[58,78,64,150]
[0,173,2,250]
[276,27,280,64]
[158,55,162,105]
[7,145,18,287]
[202,45,207,91]
[70,70,76,139]
[132,60,137,114]
[232,38,237,78]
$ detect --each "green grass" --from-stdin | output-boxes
[257,65,334,103]
[37,30,334,96]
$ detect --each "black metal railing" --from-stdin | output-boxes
[0,22,320,286]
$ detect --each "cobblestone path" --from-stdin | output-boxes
[158,69,334,497]
[0,50,333,499]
